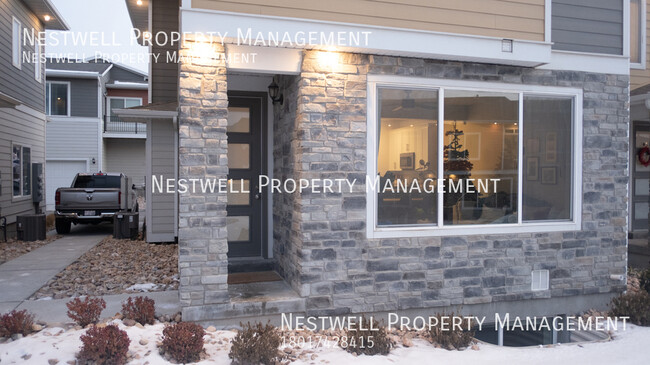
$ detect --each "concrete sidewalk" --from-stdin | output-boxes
[17,290,180,324]
[0,229,107,314]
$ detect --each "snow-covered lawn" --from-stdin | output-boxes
[0,320,647,364]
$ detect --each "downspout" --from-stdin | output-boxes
[97,74,103,172]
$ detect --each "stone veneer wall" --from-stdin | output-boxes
[177,39,231,311]
[177,45,629,319]
[272,75,305,294]
[271,50,629,316]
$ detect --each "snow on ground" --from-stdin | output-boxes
[0,321,647,364]
[126,283,161,292]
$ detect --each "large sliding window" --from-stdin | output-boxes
[368,76,582,238]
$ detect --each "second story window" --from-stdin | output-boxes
[12,17,21,69]
[46,82,70,116]
[630,0,646,68]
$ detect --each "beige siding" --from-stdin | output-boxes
[631,0,650,90]
[104,139,146,185]
[192,0,546,41]
[0,107,45,224]
[149,120,175,238]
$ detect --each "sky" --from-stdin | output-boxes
[46,0,149,72]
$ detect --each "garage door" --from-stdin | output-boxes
[45,160,88,211]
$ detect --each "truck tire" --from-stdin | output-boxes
[55,219,71,234]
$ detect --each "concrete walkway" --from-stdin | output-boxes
[0,225,108,314]
[17,291,180,325]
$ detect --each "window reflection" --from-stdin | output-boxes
[377,88,438,226]
[443,90,519,225]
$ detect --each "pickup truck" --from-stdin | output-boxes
[54,172,138,234]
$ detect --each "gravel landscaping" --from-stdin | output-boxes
[0,234,62,265]
[30,237,178,300]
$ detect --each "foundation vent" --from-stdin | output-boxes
[531,270,549,291]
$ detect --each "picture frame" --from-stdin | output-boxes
[526,157,539,181]
[541,167,557,185]
[526,137,540,155]
[545,133,557,163]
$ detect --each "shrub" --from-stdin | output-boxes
[121,296,155,325]
[344,315,393,355]
[610,291,650,326]
[229,321,281,365]
[0,310,34,338]
[67,297,106,327]
[428,312,475,350]
[77,324,130,365]
[160,322,205,363]
[638,268,650,294]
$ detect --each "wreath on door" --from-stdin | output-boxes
[639,143,650,167]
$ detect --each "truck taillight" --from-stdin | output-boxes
[118,191,121,205]
[55,190,60,206]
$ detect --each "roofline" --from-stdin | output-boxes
[106,83,149,90]
[113,108,178,119]
[37,0,70,30]
[46,69,101,79]
[83,56,148,78]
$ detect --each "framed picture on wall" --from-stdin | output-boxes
[526,138,540,155]
[526,157,539,181]
[541,167,557,185]
[545,133,557,163]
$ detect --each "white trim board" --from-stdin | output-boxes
[181,8,552,68]
[365,75,583,239]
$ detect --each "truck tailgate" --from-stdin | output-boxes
[58,189,121,210]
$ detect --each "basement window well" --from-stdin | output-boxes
[473,316,610,347]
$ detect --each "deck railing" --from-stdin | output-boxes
[103,115,146,134]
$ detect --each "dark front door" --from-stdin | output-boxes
[226,92,268,257]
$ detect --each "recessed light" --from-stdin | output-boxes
[44,15,51,21]
[137,0,143,5]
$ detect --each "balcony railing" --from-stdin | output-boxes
[104,115,147,134]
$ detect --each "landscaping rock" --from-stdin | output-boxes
[29,237,178,299]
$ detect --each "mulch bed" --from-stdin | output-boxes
[0,235,62,265]
[30,236,178,300]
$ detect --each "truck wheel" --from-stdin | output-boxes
[55,219,71,234]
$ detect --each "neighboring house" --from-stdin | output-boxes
[44,59,148,211]
[121,0,633,325]
[629,0,650,240]
[0,0,67,237]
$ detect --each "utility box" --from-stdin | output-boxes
[113,212,139,240]
[16,214,46,241]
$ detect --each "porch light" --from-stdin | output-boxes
[268,78,283,105]
[44,15,51,21]
[137,0,143,5]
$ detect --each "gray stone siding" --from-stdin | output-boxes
[177,39,231,311]
[271,51,629,316]
[177,45,629,319]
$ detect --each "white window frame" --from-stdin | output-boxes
[12,17,21,69]
[106,96,143,117]
[630,0,647,69]
[46,81,71,116]
[34,40,41,82]
[366,75,583,239]
[11,143,32,199]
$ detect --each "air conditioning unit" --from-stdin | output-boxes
[16,214,46,241]
[113,212,139,240]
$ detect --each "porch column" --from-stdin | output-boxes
[177,37,230,315]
